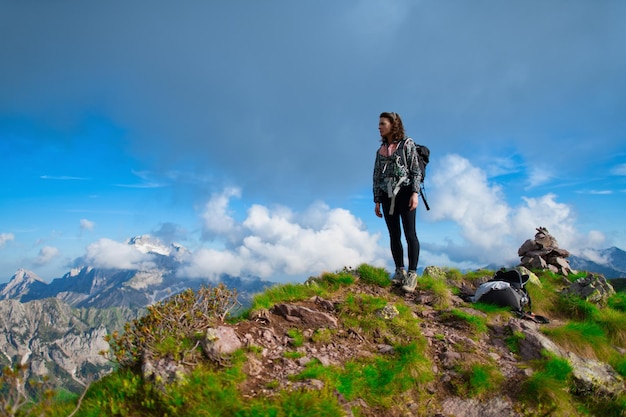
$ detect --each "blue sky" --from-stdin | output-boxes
[1,1,625,284]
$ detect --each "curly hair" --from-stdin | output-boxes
[379,112,405,143]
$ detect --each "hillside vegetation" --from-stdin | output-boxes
[4,265,626,416]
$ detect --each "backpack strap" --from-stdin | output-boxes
[399,137,431,211]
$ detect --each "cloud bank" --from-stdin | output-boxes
[426,154,605,265]
[69,153,606,283]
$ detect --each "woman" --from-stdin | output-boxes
[373,112,421,292]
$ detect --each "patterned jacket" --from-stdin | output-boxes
[373,137,422,204]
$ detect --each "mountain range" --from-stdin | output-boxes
[0,235,274,309]
[0,236,624,396]
[2,238,625,310]
[567,246,626,279]
[0,235,275,394]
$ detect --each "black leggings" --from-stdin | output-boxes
[380,186,420,271]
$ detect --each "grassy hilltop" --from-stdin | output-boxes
[5,265,626,417]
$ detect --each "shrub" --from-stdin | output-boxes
[105,283,240,368]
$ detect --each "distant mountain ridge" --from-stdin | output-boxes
[0,235,276,394]
[568,246,626,279]
[0,235,275,309]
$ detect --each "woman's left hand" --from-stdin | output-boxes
[409,193,419,211]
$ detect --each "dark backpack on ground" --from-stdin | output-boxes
[467,269,550,323]
[399,138,431,210]
[474,269,531,315]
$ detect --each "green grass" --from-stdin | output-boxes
[441,308,488,337]
[287,328,305,347]
[311,328,333,344]
[452,363,504,399]
[74,352,345,417]
[293,341,433,410]
[505,330,526,354]
[249,283,324,311]
[608,291,626,312]
[356,263,391,287]
[596,307,626,347]
[543,321,610,359]
[521,353,575,416]
[416,274,452,309]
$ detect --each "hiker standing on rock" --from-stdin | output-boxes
[373,112,421,293]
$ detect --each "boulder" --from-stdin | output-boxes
[271,303,338,328]
[560,273,616,306]
[201,326,243,362]
[510,320,624,398]
[518,239,539,256]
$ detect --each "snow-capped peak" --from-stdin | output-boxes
[127,235,188,258]
[127,235,171,256]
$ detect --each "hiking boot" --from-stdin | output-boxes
[391,268,406,286]
[402,270,418,293]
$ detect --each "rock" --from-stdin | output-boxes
[518,239,539,256]
[201,326,243,362]
[423,266,448,280]
[534,226,558,248]
[142,355,187,388]
[375,303,399,320]
[529,255,547,269]
[516,266,541,287]
[271,303,338,328]
[440,397,520,417]
[567,353,625,397]
[560,273,616,306]
[518,228,576,275]
[510,320,625,398]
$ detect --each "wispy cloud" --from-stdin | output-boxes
[611,164,626,176]
[0,233,15,248]
[114,170,168,188]
[34,246,60,265]
[114,182,166,189]
[525,165,554,189]
[80,219,95,232]
[40,175,90,180]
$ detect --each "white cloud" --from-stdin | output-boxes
[80,219,95,232]
[577,242,611,265]
[181,200,387,282]
[35,246,60,265]
[430,154,511,249]
[427,154,605,266]
[611,163,626,176]
[83,238,156,270]
[0,233,14,248]
[202,187,242,238]
[525,164,554,189]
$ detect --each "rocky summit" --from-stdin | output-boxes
[44,264,623,417]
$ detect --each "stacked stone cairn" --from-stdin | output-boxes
[518,227,576,275]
